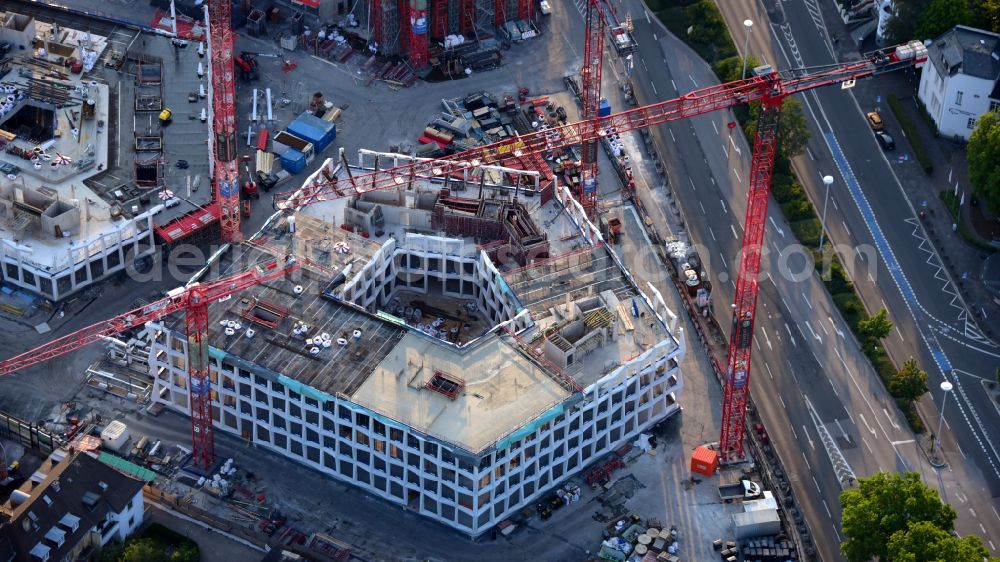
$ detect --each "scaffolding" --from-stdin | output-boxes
[432,0,449,40]
[372,0,401,57]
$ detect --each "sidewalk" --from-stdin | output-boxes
[845,53,1000,340]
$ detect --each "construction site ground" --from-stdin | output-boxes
[0,2,768,560]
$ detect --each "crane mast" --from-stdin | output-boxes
[720,98,782,460]
[207,0,241,243]
[580,0,606,219]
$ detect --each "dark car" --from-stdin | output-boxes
[875,130,895,150]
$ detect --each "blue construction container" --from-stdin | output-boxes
[281,149,307,175]
[287,112,337,153]
[598,98,612,117]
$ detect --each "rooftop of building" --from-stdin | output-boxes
[162,154,677,453]
[927,25,1000,81]
[0,449,144,562]
[0,7,212,271]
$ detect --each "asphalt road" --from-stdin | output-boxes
[590,0,1000,559]
[714,0,1000,550]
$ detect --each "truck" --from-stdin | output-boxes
[719,479,762,501]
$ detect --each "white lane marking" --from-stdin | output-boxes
[651,81,658,96]
[689,74,697,87]
[669,128,676,142]
[802,291,813,310]
[765,361,774,379]
[712,121,719,135]
[709,226,717,241]
[731,224,738,239]
[769,216,785,237]
[699,200,706,214]
[734,167,742,183]
[671,79,676,91]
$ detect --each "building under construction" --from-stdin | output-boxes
[367,0,535,59]
[145,149,686,537]
[0,5,215,302]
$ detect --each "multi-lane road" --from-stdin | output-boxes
[575,0,1000,558]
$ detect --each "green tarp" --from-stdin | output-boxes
[97,452,157,482]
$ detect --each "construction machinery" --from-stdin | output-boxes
[0,258,300,469]
[273,42,928,461]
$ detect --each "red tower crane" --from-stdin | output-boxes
[432,0,449,41]
[580,0,637,219]
[517,0,532,21]
[273,42,927,461]
[460,0,475,35]
[404,1,430,69]
[206,0,242,243]
[0,258,300,469]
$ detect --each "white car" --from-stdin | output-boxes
[540,0,552,15]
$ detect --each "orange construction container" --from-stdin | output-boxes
[690,446,718,477]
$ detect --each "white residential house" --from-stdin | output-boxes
[918,25,1000,140]
[0,450,146,561]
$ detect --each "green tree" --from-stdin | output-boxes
[888,358,929,402]
[887,0,930,43]
[683,1,735,62]
[857,307,893,354]
[120,538,169,562]
[744,97,810,159]
[971,0,1000,32]
[170,542,200,562]
[915,0,972,40]
[887,520,999,562]
[95,541,125,562]
[712,54,761,83]
[968,110,1000,214]
[840,472,957,562]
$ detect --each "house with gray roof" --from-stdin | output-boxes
[918,25,1000,140]
[0,450,145,561]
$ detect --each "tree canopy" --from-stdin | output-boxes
[120,538,169,562]
[968,110,1000,214]
[745,97,810,159]
[857,308,893,354]
[840,472,957,562]
[915,0,972,39]
[713,54,761,83]
[888,358,929,403]
[887,520,999,562]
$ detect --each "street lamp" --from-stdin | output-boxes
[935,380,953,456]
[818,175,834,250]
[741,20,754,80]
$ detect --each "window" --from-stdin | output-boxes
[955,90,963,106]
[968,117,977,129]
[991,100,1000,112]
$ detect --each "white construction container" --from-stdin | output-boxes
[733,508,781,539]
[100,420,130,452]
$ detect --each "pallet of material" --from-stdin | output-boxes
[322,107,343,122]
[423,127,454,144]
[255,150,275,174]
